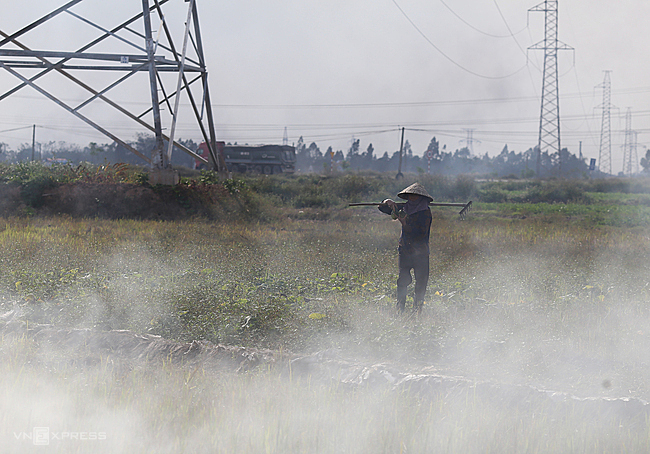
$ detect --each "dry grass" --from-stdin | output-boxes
[2,210,650,452]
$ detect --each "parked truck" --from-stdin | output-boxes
[195,141,296,174]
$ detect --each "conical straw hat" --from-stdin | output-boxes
[397,182,433,201]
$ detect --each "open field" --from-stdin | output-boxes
[3,191,650,452]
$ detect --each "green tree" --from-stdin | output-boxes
[88,142,105,156]
[426,136,439,157]
[346,139,360,160]
[641,149,650,173]
[307,142,321,159]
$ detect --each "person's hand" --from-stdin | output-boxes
[395,209,407,225]
[382,198,396,210]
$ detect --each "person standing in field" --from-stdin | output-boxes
[379,183,433,313]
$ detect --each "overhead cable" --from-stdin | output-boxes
[390,0,527,80]
[491,0,540,97]
[0,125,34,134]
[439,0,527,38]
[8,86,650,109]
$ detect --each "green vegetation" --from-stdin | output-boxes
[4,162,650,227]
[2,207,650,365]
[3,211,650,452]
[3,170,650,452]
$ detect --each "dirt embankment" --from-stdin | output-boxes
[0,183,238,220]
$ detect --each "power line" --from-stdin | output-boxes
[12,102,650,133]
[0,121,604,152]
[0,125,34,134]
[492,0,540,96]
[7,85,650,109]
[560,66,597,146]
[438,0,528,39]
[390,0,528,80]
[492,0,536,64]
[17,107,649,136]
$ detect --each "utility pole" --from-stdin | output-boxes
[596,71,613,175]
[578,140,582,160]
[31,124,36,162]
[396,127,404,179]
[529,0,573,177]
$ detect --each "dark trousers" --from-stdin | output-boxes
[396,250,429,311]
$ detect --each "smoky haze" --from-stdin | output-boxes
[0,0,649,171]
[2,212,650,452]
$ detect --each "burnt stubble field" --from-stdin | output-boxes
[3,173,650,452]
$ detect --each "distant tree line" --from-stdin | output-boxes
[294,135,607,178]
[2,131,650,178]
[0,133,198,168]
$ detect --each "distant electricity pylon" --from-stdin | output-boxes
[282,127,288,146]
[460,128,479,154]
[622,107,639,176]
[596,71,613,175]
[0,0,226,177]
[528,0,573,177]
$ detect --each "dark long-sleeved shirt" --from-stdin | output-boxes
[379,203,432,255]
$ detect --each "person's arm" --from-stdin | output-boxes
[378,199,400,215]
[378,200,393,215]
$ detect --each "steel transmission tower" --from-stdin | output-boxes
[596,71,613,175]
[529,0,573,177]
[0,0,226,181]
[460,128,480,154]
[622,107,639,176]
[282,127,288,146]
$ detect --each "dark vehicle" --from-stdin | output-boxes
[195,141,296,174]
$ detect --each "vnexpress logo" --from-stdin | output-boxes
[12,427,50,445]
[13,427,107,445]
[33,427,50,446]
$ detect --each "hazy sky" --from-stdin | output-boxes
[0,0,648,171]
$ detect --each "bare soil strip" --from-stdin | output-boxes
[4,321,648,424]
